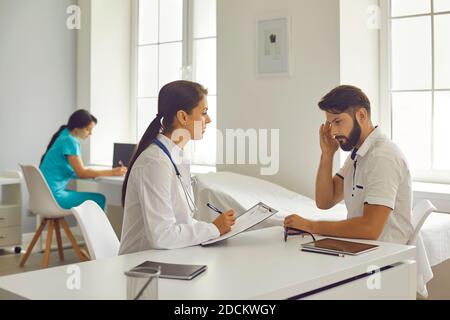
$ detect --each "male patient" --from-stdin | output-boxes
[285,85,414,244]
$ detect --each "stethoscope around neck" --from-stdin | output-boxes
[153,139,198,214]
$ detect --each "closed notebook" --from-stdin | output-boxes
[131,261,207,280]
[301,238,379,256]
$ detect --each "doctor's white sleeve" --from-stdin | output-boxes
[135,161,219,250]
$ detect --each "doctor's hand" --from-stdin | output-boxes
[212,210,236,236]
[284,214,313,234]
[111,166,127,176]
[319,123,339,156]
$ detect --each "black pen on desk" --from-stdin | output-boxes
[301,248,345,258]
[207,203,223,214]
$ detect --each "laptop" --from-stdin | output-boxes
[301,238,379,256]
[112,143,136,168]
[131,261,207,280]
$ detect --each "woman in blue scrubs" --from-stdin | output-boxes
[40,109,127,210]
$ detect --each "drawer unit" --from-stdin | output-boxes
[0,205,21,228]
[0,226,21,247]
[0,172,22,252]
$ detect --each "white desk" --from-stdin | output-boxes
[0,227,416,300]
[74,176,123,211]
[74,177,125,238]
[75,164,124,207]
[88,165,214,207]
[93,176,124,207]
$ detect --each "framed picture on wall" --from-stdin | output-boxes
[256,16,291,76]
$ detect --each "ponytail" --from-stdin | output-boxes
[121,80,208,207]
[40,109,97,167]
[39,125,68,166]
[121,116,163,206]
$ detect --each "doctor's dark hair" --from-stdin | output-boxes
[39,109,97,166]
[121,80,208,207]
[318,85,371,117]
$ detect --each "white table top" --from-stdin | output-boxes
[0,227,415,300]
[94,176,125,185]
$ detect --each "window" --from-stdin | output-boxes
[134,0,217,166]
[383,0,450,183]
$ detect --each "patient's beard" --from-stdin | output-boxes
[336,118,361,152]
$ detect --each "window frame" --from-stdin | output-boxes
[380,0,450,184]
[130,0,217,167]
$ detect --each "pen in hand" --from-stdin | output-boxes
[113,160,127,176]
[207,203,223,214]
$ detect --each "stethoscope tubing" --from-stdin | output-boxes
[154,139,198,213]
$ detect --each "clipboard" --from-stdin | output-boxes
[201,202,277,246]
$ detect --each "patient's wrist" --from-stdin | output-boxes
[321,152,335,161]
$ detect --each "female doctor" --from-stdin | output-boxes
[40,109,127,210]
[119,80,236,253]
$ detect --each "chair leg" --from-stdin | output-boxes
[42,219,54,268]
[36,215,43,252]
[54,219,65,262]
[19,219,48,267]
[80,247,91,261]
[59,218,89,262]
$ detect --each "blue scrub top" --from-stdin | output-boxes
[40,128,81,195]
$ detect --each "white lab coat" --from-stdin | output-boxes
[119,134,219,254]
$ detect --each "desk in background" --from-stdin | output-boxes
[75,176,124,238]
[76,172,209,238]
[79,164,216,208]
[0,227,416,300]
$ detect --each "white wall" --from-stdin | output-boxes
[0,0,77,233]
[340,0,380,124]
[338,0,380,165]
[77,0,132,166]
[77,0,92,163]
[217,0,341,198]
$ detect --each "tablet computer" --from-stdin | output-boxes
[301,238,379,256]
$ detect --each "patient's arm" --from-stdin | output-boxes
[67,155,126,179]
[285,204,391,241]
[315,153,344,210]
[315,123,343,210]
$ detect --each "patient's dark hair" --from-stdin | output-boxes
[318,85,371,116]
[121,80,208,207]
[40,109,97,166]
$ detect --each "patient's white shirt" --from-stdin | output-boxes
[337,127,414,244]
[119,134,219,254]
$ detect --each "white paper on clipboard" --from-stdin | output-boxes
[201,202,278,246]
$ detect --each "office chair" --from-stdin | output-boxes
[19,165,89,268]
[71,200,120,260]
[408,199,436,245]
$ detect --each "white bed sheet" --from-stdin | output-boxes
[193,172,450,296]
[421,213,450,267]
[193,172,346,225]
